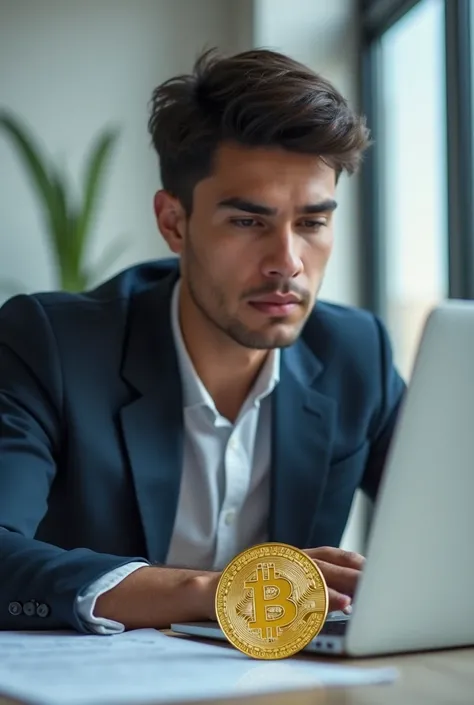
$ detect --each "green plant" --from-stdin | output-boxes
[0,111,127,292]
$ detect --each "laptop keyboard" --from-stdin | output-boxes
[320,619,349,636]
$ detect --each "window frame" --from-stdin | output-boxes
[359,0,474,315]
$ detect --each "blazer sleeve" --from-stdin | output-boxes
[0,294,146,632]
[361,313,407,501]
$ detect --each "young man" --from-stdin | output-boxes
[0,49,405,634]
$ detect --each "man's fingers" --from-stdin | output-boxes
[301,546,362,613]
[327,588,351,613]
[315,559,360,597]
[304,546,365,571]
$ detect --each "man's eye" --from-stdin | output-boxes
[300,220,326,230]
[230,218,260,228]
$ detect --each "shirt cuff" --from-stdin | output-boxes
[76,561,149,634]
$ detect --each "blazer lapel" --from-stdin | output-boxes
[270,340,337,548]
[119,271,183,563]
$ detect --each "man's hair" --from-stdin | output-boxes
[148,48,371,214]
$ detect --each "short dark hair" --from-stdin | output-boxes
[148,48,371,214]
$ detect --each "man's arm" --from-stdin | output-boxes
[361,314,407,501]
[76,562,150,633]
[93,565,219,629]
[0,295,216,632]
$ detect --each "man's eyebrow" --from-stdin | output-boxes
[217,197,277,216]
[298,199,338,214]
[216,197,338,216]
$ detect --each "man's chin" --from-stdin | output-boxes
[232,324,304,350]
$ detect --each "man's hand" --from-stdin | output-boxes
[304,547,365,613]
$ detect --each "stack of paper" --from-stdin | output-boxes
[0,629,397,705]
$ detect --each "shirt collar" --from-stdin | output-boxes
[170,279,280,414]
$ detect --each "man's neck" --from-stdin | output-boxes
[178,288,269,422]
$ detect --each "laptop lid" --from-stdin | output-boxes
[345,301,474,656]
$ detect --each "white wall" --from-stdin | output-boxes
[0,0,239,296]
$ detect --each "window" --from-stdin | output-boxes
[380,0,447,379]
[362,0,474,380]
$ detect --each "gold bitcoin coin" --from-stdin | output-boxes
[215,542,329,660]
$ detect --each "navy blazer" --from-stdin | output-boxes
[0,258,405,631]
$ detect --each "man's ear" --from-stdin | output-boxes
[153,190,186,254]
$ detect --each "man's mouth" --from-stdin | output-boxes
[248,294,302,317]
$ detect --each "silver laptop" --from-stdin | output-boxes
[172,300,474,657]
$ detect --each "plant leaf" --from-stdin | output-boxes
[86,236,129,286]
[75,128,119,256]
[0,112,121,293]
[0,112,57,230]
[48,166,74,275]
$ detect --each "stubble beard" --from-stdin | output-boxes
[183,236,316,351]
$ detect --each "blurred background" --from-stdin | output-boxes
[1,0,473,551]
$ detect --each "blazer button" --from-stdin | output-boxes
[36,603,50,618]
[8,601,22,616]
[23,601,37,617]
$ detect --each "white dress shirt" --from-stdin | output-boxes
[76,279,280,633]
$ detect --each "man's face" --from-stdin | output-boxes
[158,142,337,350]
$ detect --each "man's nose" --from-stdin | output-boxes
[261,228,303,279]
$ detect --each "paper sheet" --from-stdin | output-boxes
[0,629,397,705]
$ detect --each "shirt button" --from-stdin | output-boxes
[228,436,237,450]
[224,509,237,526]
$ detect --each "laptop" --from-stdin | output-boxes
[172,300,474,657]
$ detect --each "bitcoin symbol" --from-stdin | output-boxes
[244,562,297,641]
[216,542,329,659]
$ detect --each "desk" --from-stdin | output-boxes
[1,645,473,705]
